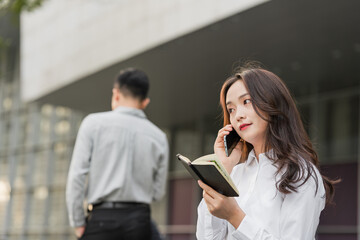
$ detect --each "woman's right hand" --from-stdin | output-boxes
[214,124,242,174]
[198,180,245,228]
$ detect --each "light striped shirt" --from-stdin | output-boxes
[66,106,169,227]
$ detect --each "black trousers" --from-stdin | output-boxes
[80,204,151,240]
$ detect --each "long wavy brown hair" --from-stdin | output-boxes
[220,65,338,205]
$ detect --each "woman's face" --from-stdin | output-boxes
[226,80,268,150]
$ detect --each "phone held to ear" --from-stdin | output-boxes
[224,129,241,157]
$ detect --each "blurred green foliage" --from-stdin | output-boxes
[0,36,10,49]
[0,0,45,14]
[0,0,46,77]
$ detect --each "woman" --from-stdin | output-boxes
[196,65,337,239]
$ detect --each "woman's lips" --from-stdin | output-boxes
[240,123,252,130]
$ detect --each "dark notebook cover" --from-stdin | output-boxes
[177,155,239,197]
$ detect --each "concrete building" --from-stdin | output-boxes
[0,0,359,239]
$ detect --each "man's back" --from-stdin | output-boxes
[66,68,168,240]
[85,107,168,204]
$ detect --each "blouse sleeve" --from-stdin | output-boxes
[232,181,326,240]
[196,199,228,240]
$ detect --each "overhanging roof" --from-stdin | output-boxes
[31,0,360,129]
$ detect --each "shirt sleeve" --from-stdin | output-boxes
[233,183,325,240]
[152,135,169,201]
[66,116,94,227]
[196,199,228,240]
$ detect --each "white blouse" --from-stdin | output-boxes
[196,150,326,240]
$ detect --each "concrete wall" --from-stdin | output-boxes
[20,0,268,103]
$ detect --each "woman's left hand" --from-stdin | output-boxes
[198,180,245,228]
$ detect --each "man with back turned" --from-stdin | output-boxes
[66,68,169,239]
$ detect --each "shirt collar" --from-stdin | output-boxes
[113,106,147,119]
[246,149,257,166]
[245,148,275,166]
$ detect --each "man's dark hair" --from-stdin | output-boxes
[114,68,149,100]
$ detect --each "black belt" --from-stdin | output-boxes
[88,202,149,211]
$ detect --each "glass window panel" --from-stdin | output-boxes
[1,114,10,149]
[318,62,360,94]
[317,95,358,164]
[22,153,35,189]
[204,133,216,154]
[27,235,42,240]
[0,115,4,151]
[14,153,26,189]
[40,118,51,144]
[69,114,85,139]
[53,161,70,186]
[41,104,53,117]
[3,97,12,111]
[7,236,19,240]
[49,234,71,240]
[172,130,201,172]
[0,80,4,109]
[0,178,10,233]
[329,95,358,161]
[10,81,20,111]
[316,99,330,162]
[27,110,41,147]
[24,120,33,148]
[17,112,29,148]
[33,151,48,186]
[0,160,8,180]
[28,189,46,232]
[0,203,7,232]
[285,74,313,98]
[298,103,311,136]
[10,191,26,232]
[49,189,68,229]
[0,79,106,238]
[55,120,71,136]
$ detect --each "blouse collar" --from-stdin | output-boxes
[246,149,275,166]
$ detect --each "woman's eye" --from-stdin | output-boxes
[228,108,234,114]
[244,99,251,104]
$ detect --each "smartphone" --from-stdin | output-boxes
[224,129,241,157]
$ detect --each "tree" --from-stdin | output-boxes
[0,0,46,77]
[0,0,46,15]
